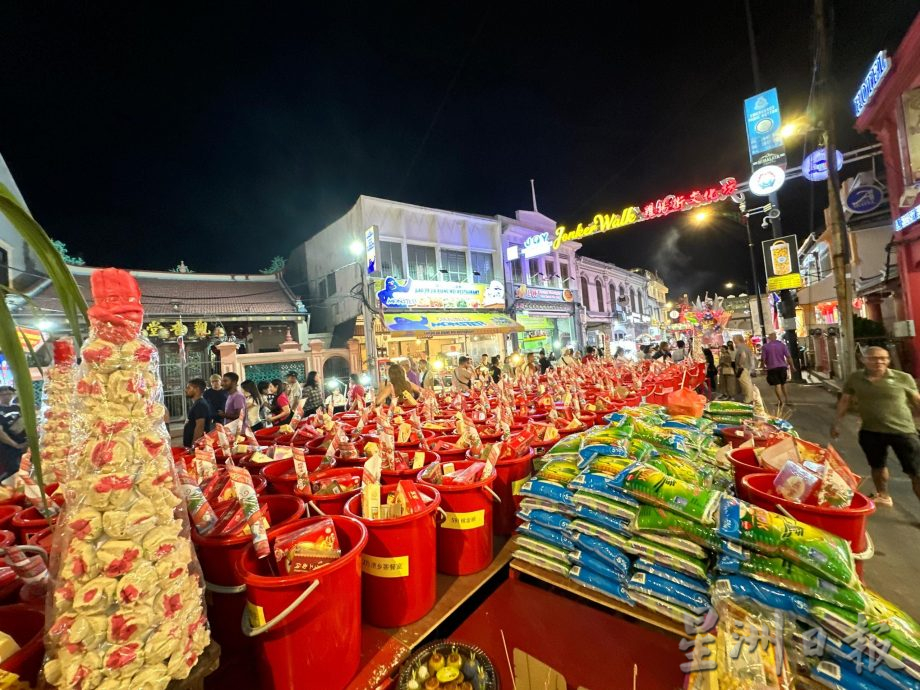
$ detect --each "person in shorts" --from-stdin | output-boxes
[831,346,920,506]
[761,332,794,406]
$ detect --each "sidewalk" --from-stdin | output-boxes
[756,377,920,618]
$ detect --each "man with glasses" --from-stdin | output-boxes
[832,346,920,506]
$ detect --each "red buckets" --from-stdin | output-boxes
[261,456,331,495]
[741,473,876,569]
[0,506,21,532]
[418,461,498,576]
[428,435,472,462]
[297,467,363,516]
[722,426,754,448]
[193,494,305,652]
[381,450,440,485]
[237,516,368,690]
[728,448,775,499]
[344,484,441,628]
[490,449,536,536]
[11,508,55,546]
[0,604,45,685]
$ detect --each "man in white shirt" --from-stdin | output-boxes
[672,340,687,363]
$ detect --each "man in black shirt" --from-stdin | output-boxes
[184,378,214,447]
[202,374,226,426]
[0,385,27,480]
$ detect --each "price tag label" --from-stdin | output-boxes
[361,554,409,578]
[441,510,485,530]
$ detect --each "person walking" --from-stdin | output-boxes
[267,379,293,425]
[761,332,795,406]
[560,349,577,367]
[732,335,755,404]
[217,372,247,429]
[702,346,717,395]
[489,355,502,383]
[286,371,303,413]
[301,371,324,415]
[538,349,551,374]
[0,385,27,480]
[203,374,226,426]
[347,374,367,408]
[377,363,422,405]
[717,345,737,399]
[183,378,214,447]
[241,380,265,431]
[832,346,920,506]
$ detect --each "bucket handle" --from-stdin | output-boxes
[308,501,327,516]
[853,532,875,561]
[483,486,502,504]
[205,580,247,595]
[3,544,49,565]
[436,507,448,523]
[241,579,321,638]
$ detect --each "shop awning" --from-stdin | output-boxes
[516,315,553,331]
[382,312,523,337]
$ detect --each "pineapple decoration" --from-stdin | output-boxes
[43,268,209,690]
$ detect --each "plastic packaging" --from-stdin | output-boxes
[570,533,631,578]
[711,575,810,618]
[568,565,633,604]
[518,479,575,507]
[511,548,571,577]
[772,461,820,503]
[39,339,77,484]
[272,518,341,574]
[517,521,574,551]
[572,505,631,537]
[627,570,710,614]
[632,558,709,595]
[624,536,710,581]
[568,549,629,582]
[631,505,722,552]
[611,463,722,525]
[43,269,209,690]
[571,489,639,521]
[516,507,572,532]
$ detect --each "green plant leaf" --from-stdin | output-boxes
[0,297,44,494]
[0,183,88,346]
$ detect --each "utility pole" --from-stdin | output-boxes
[815,0,856,379]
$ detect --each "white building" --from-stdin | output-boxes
[287,196,516,380]
[498,210,582,354]
[574,256,649,355]
[0,152,43,293]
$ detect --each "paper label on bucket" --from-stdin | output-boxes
[511,475,532,496]
[362,554,409,578]
[246,601,266,629]
[441,510,485,530]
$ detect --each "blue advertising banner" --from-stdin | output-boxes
[744,88,787,171]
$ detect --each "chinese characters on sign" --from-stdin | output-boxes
[744,88,787,170]
[375,277,506,310]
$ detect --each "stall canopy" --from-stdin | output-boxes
[382,312,523,337]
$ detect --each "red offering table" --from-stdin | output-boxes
[453,566,686,689]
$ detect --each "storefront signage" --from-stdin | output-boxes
[853,51,891,116]
[802,148,844,182]
[375,277,505,310]
[365,225,377,275]
[553,178,737,249]
[749,165,786,196]
[845,183,884,214]
[382,312,522,334]
[514,284,574,303]
[744,88,787,170]
[522,232,553,258]
[895,206,920,232]
[762,235,803,291]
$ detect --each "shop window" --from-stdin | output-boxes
[560,260,569,286]
[595,279,605,311]
[441,249,468,282]
[818,250,831,280]
[580,277,590,307]
[407,244,438,281]
[902,87,920,184]
[470,251,493,284]
[545,259,557,287]
[511,258,523,285]
[630,287,637,313]
[528,258,540,285]
[379,241,404,279]
[325,272,336,297]
[609,283,617,311]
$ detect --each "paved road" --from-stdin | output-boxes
[756,376,920,619]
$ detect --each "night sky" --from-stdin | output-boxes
[0,2,916,298]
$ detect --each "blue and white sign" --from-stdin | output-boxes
[802,148,844,182]
[365,225,377,275]
[744,88,787,170]
[749,165,786,197]
[895,206,920,233]
[845,184,884,214]
[853,51,891,117]
[522,232,553,259]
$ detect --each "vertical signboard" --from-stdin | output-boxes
[744,88,787,171]
[762,235,803,291]
[365,225,377,275]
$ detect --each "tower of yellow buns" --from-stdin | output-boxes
[43,268,209,690]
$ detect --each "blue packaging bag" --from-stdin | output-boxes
[573,505,632,537]
[627,571,710,614]
[568,565,634,605]
[632,559,709,595]
[568,549,629,582]
[571,532,631,578]
[517,521,574,551]
[519,479,575,507]
[516,507,572,532]
[713,575,810,618]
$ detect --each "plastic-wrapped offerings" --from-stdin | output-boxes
[43,268,209,690]
[39,339,78,484]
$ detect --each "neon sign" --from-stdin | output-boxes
[853,51,891,116]
[552,178,737,249]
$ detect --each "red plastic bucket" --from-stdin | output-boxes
[728,448,775,499]
[428,435,471,461]
[418,461,497,575]
[0,506,21,532]
[722,426,754,448]
[260,456,331,495]
[10,508,55,546]
[741,473,875,555]
[0,604,44,684]
[296,467,363,516]
[381,450,440,485]
[344,484,441,628]
[489,449,535,536]
[193,494,305,652]
[26,527,53,553]
[236,516,368,690]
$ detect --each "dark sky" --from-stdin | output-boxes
[0,2,916,298]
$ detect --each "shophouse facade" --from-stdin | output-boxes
[574,255,650,356]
